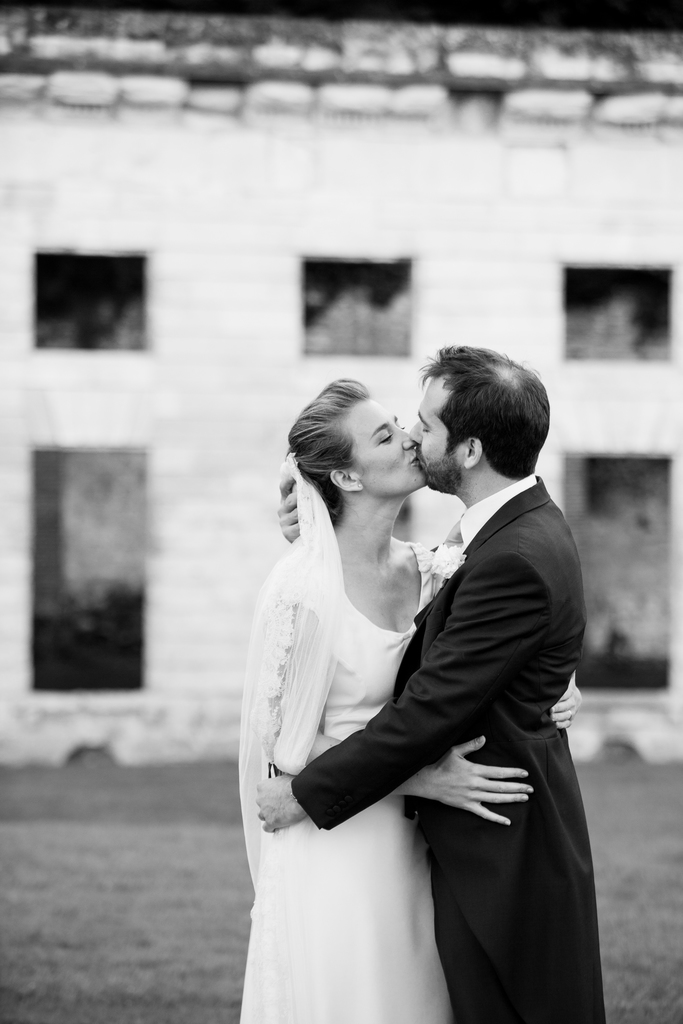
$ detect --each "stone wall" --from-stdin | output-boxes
[1,9,683,762]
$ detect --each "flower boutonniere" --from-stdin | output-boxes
[413,542,467,588]
[431,543,467,585]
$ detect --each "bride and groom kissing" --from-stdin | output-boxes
[240,346,605,1024]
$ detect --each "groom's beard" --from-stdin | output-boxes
[419,452,463,496]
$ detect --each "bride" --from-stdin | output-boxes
[239,379,579,1024]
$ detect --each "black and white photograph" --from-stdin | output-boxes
[0,0,682,1021]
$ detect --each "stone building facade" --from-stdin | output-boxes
[1,8,683,762]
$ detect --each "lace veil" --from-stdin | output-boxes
[239,454,344,887]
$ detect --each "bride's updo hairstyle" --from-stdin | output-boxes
[288,379,370,523]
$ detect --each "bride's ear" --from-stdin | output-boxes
[330,468,363,493]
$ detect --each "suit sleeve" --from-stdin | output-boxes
[291,550,550,829]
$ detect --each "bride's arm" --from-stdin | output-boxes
[267,699,577,829]
[306,712,341,764]
[306,718,531,826]
[305,679,581,820]
[393,737,533,826]
[392,676,582,825]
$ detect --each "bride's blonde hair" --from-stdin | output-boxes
[288,379,369,523]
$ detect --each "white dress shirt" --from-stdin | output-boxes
[459,475,537,550]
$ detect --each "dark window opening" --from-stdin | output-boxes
[564,267,670,360]
[35,253,146,350]
[32,449,146,691]
[565,455,670,689]
[304,259,412,356]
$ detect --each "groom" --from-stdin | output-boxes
[258,346,605,1024]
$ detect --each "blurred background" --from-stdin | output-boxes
[1,1,683,1021]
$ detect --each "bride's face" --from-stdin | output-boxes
[341,399,426,500]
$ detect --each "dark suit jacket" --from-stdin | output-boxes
[291,480,605,1024]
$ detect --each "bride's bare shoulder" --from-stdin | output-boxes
[392,537,424,566]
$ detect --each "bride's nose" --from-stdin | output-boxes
[400,425,417,450]
[409,422,423,445]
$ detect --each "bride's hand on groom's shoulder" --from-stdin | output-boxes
[278,463,300,544]
[402,737,534,826]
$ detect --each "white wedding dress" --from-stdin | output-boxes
[240,545,453,1024]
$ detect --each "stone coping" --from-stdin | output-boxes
[4,71,683,142]
[3,7,683,92]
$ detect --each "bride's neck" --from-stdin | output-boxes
[334,499,402,567]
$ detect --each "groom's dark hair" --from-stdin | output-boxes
[421,346,550,478]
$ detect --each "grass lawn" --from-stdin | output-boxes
[1,758,682,1024]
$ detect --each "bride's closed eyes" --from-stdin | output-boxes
[379,417,406,443]
[380,425,407,444]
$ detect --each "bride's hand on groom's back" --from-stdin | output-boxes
[278,463,300,543]
[398,737,534,826]
[550,674,581,730]
[402,676,582,824]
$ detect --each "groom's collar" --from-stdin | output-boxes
[459,474,537,550]
[462,476,550,559]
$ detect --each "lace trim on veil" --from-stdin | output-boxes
[239,454,345,877]
[249,456,320,763]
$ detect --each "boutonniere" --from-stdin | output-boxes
[431,543,467,585]
[413,542,467,587]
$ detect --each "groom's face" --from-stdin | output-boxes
[410,378,464,496]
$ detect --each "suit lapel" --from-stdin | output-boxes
[461,478,550,560]
[394,479,552,699]
[413,598,435,632]
[394,618,426,696]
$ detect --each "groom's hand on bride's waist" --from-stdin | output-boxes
[257,775,308,831]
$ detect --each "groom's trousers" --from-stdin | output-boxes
[431,858,525,1024]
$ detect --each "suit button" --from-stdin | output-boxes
[332,804,341,813]
[326,809,335,817]
[344,795,353,804]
